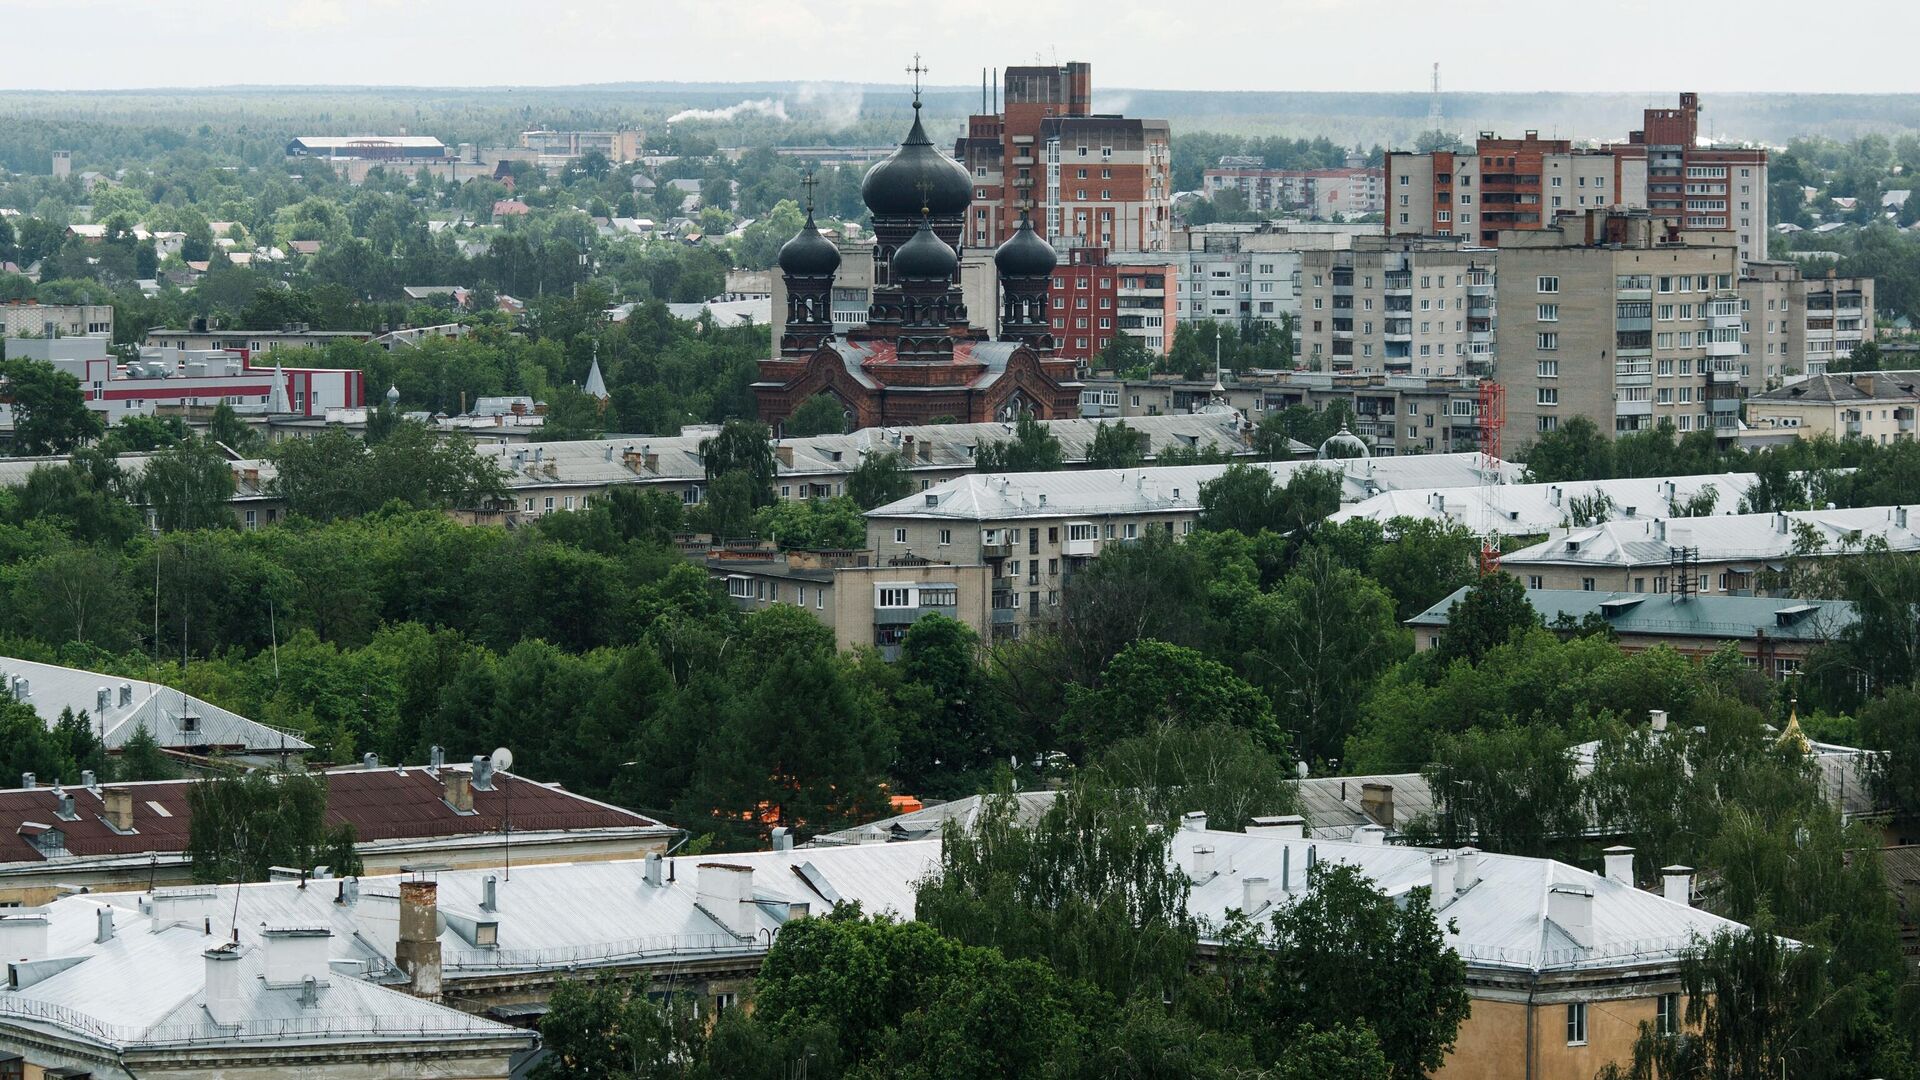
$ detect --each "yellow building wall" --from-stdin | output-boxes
[1439,993,1661,1080]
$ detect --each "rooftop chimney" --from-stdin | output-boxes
[1430,852,1456,899]
[203,942,247,1026]
[1775,511,1789,535]
[1547,883,1594,949]
[481,875,497,913]
[1240,876,1270,916]
[395,880,442,999]
[1190,845,1216,879]
[770,826,793,852]
[1354,824,1387,846]
[1650,709,1669,732]
[1360,783,1395,828]
[103,787,134,832]
[0,909,50,962]
[19,773,33,791]
[362,752,379,770]
[1603,846,1635,887]
[696,863,758,938]
[1662,865,1694,907]
[429,745,445,769]
[1453,848,1481,894]
[643,851,664,888]
[471,756,495,791]
[444,771,474,814]
[1180,810,1208,833]
[95,906,115,944]
[261,926,331,989]
[1246,814,1306,840]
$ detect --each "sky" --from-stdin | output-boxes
[3,0,1917,94]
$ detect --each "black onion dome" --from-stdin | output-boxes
[994,214,1056,277]
[890,219,958,279]
[861,106,972,218]
[777,212,840,276]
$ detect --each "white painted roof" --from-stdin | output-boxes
[869,453,1518,522]
[0,657,309,754]
[1329,473,1762,536]
[1501,504,1920,569]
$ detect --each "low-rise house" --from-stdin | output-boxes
[0,753,674,907]
[1408,587,1856,679]
[1746,370,1920,444]
[1498,504,1920,596]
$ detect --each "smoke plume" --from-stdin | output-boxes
[667,98,789,124]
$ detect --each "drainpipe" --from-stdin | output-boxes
[1524,969,1540,1080]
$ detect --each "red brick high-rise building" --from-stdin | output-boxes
[954,63,1172,255]
[754,83,1080,431]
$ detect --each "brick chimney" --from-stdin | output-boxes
[444,771,474,814]
[1359,783,1395,828]
[103,787,134,832]
[395,880,442,1000]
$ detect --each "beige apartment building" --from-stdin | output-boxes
[1747,371,1919,444]
[1739,262,1875,379]
[707,547,997,657]
[1298,235,1494,377]
[1497,210,1744,446]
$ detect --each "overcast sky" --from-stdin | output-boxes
[4,0,1916,93]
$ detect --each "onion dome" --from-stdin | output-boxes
[890,219,958,279]
[385,384,401,406]
[1317,424,1372,460]
[861,104,972,218]
[777,212,841,276]
[994,213,1056,277]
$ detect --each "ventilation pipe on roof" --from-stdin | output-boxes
[1775,511,1789,534]
[429,745,444,769]
[261,926,331,988]
[1602,846,1635,887]
[119,682,133,707]
[770,826,793,852]
[80,770,96,792]
[1546,883,1594,949]
[97,687,111,715]
[1429,853,1456,899]
[1662,866,1694,907]
[362,753,379,770]
[472,756,495,791]
[1246,815,1306,840]
[1190,845,1216,879]
[95,906,115,944]
[1180,810,1208,833]
[644,851,664,888]
[481,875,497,913]
[1241,876,1270,916]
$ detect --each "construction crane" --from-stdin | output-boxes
[1475,379,1506,575]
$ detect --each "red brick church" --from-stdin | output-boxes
[753,83,1081,431]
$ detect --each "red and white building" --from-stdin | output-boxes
[2,336,366,426]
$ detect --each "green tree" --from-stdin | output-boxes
[1858,684,1920,820]
[1062,638,1282,760]
[1520,416,1610,482]
[1,358,103,454]
[1413,722,1587,858]
[1198,463,1340,537]
[846,450,912,510]
[753,496,865,550]
[1098,722,1298,832]
[1434,571,1541,665]
[141,437,238,531]
[1085,420,1144,470]
[889,614,1011,794]
[117,724,178,781]
[186,769,358,883]
[783,394,848,437]
[974,414,1064,472]
[700,419,777,506]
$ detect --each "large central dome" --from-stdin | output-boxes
[862,103,972,219]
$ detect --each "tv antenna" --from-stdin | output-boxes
[492,747,515,880]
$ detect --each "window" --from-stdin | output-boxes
[921,589,958,607]
[877,587,912,608]
[1657,993,1680,1036]
[1527,575,1544,589]
[1537,276,1559,293]
[727,577,754,599]
[1566,1003,1588,1046]
[938,529,952,545]
[1068,523,1097,541]
[1537,388,1558,406]
[893,528,907,544]
[543,497,556,511]
[1581,577,1597,592]
[1537,303,1559,322]
[1537,361,1559,378]
[1536,332,1559,351]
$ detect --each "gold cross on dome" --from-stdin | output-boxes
[800,170,818,214]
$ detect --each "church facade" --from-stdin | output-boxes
[753,85,1082,432]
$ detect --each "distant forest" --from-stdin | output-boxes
[3,84,1919,179]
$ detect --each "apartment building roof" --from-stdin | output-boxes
[1409,587,1858,646]
[1750,371,1920,405]
[0,763,670,879]
[1329,473,1763,536]
[868,453,1519,522]
[0,656,310,755]
[1500,505,1920,570]
[26,827,1748,993]
[0,901,528,1058]
[478,413,1256,493]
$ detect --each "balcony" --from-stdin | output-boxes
[1707,366,1741,384]
[1708,395,1740,413]
[981,536,1013,559]
[1063,534,1097,558]
[1384,272,1412,295]
[1706,336,1740,357]
[1617,399,1654,417]
[1466,277,1494,297]
[1845,420,1863,436]
[1708,302,1742,330]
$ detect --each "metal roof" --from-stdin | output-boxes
[1501,504,1920,569]
[0,657,309,755]
[1330,473,1762,536]
[868,453,1518,522]
[1409,587,1859,644]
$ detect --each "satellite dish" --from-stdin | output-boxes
[489,747,514,774]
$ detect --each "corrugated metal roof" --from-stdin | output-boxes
[1409,587,1859,644]
[1502,504,1920,568]
[1330,473,1762,536]
[0,657,309,755]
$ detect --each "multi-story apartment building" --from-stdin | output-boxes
[708,547,998,658]
[1047,248,1177,361]
[1739,262,1875,378]
[1497,209,1744,444]
[519,128,645,162]
[1115,222,1375,334]
[954,63,1172,253]
[1203,157,1385,218]
[0,300,113,339]
[1297,235,1494,377]
[1387,94,1769,264]
[1077,369,1486,456]
[1746,371,1919,445]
